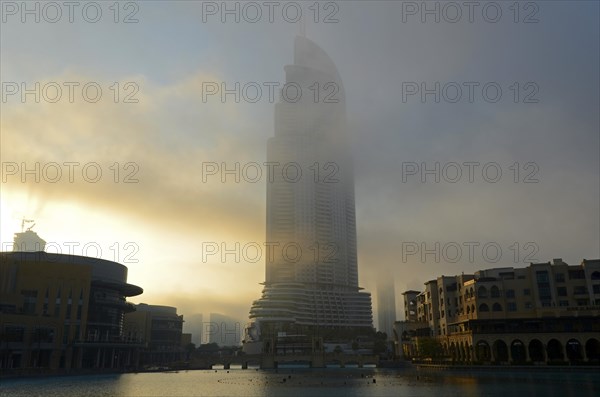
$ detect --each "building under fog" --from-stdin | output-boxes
[244,37,373,352]
[206,313,241,346]
[182,313,204,347]
[377,278,397,340]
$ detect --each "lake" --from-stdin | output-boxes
[1,367,599,397]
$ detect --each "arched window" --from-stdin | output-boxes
[491,286,500,298]
[479,303,489,312]
[492,303,503,312]
[478,286,488,298]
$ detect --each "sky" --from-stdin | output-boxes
[1,1,599,332]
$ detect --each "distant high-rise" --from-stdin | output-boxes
[377,278,396,340]
[207,313,242,346]
[244,37,373,346]
[13,220,46,252]
[182,313,204,347]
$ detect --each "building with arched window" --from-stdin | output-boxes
[396,258,600,364]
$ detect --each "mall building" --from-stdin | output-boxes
[0,230,144,373]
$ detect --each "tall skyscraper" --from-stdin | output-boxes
[244,37,373,348]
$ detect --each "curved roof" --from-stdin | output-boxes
[293,36,342,84]
[1,251,143,297]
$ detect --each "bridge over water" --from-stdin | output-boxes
[190,353,380,370]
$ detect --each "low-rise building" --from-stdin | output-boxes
[124,304,184,366]
[398,259,600,364]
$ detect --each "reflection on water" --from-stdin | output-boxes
[1,368,598,397]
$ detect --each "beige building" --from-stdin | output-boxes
[397,259,600,364]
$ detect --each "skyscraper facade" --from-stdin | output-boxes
[244,37,373,347]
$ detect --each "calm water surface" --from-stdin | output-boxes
[1,368,599,397]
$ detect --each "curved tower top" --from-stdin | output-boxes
[293,36,344,90]
[277,36,347,141]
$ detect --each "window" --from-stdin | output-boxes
[555,273,565,283]
[34,327,55,343]
[525,302,533,309]
[507,302,517,311]
[536,271,552,302]
[569,269,585,280]
[66,290,72,320]
[491,286,500,298]
[492,303,503,312]
[557,287,567,297]
[593,284,600,294]
[559,300,569,307]
[536,271,549,283]
[43,289,49,316]
[55,289,61,317]
[506,289,515,299]
[0,304,16,313]
[3,326,25,342]
[63,325,70,344]
[77,290,83,320]
[22,290,38,314]
[479,303,489,312]
[538,286,552,299]
[478,286,488,298]
[524,288,531,296]
[500,272,515,279]
[573,286,588,295]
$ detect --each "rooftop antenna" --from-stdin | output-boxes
[21,218,35,232]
